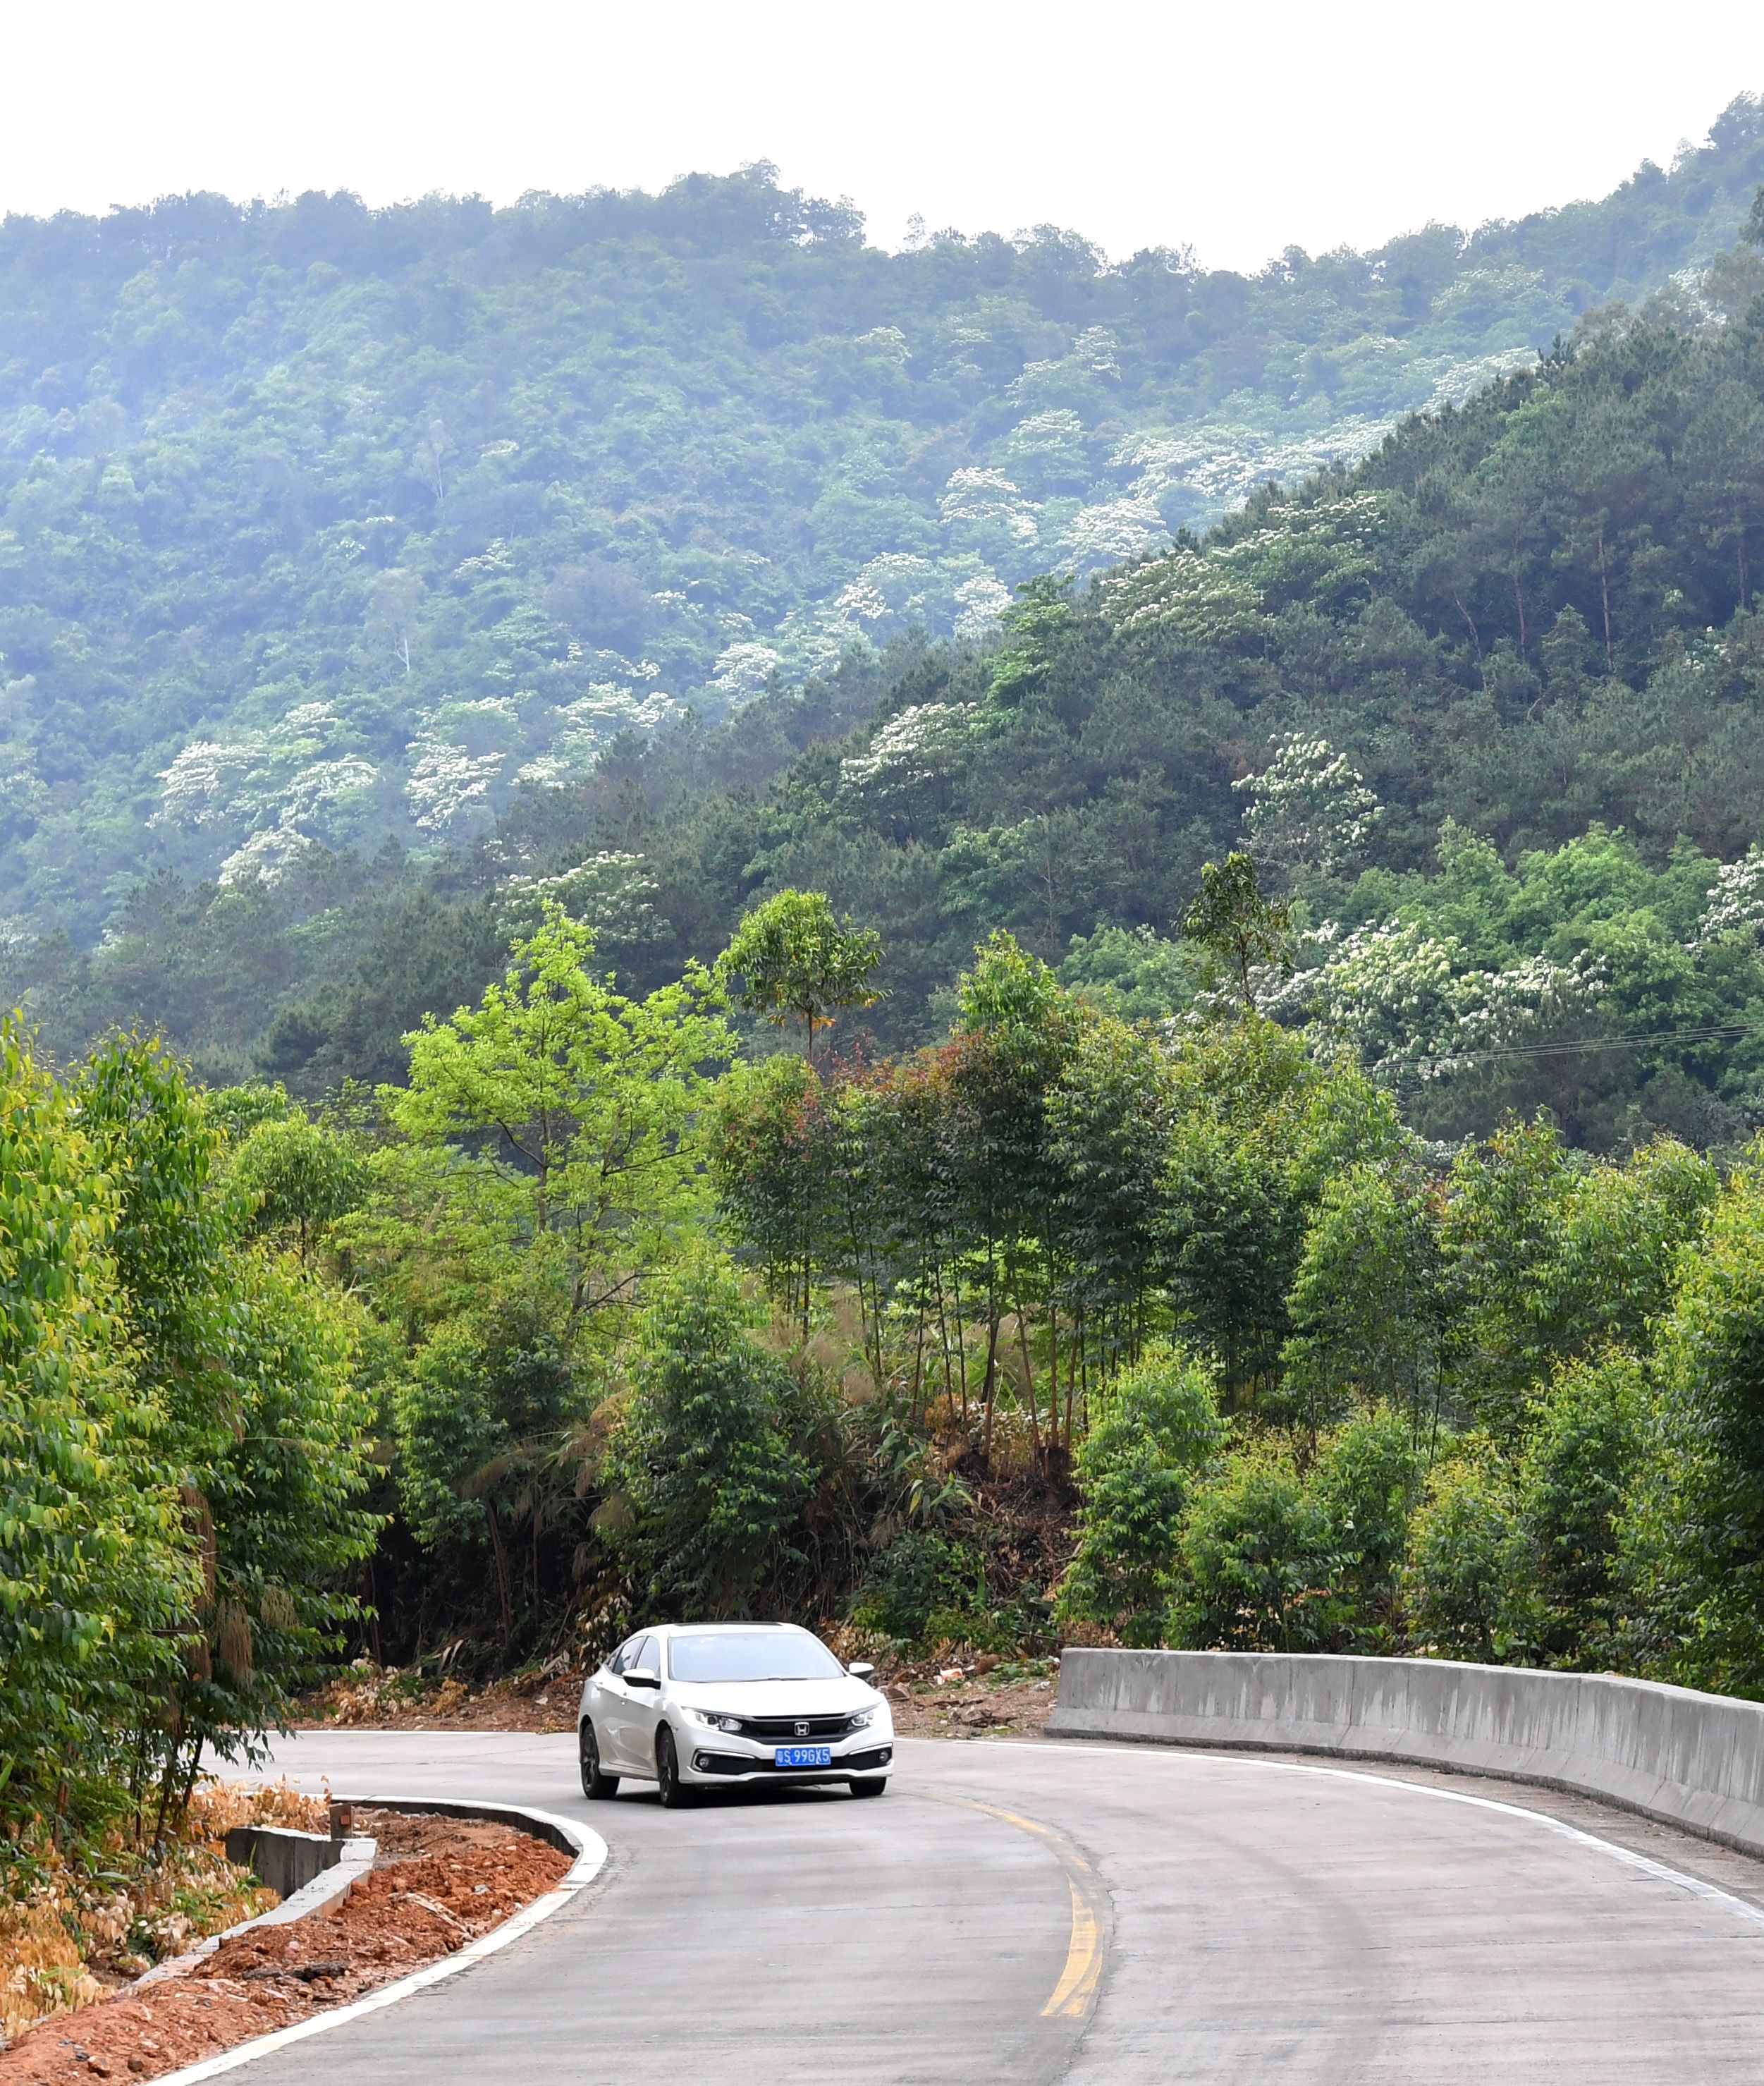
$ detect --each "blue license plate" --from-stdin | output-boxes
[774,1745,832,1768]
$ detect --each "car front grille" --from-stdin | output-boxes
[721,1713,862,1739]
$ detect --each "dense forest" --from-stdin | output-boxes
[16,175,1764,1155]
[0,94,1760,951]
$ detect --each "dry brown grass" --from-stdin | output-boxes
[0,1779,319,2046]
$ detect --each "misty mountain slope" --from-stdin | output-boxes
[20,207,1764,1166]
[1,94,1761,941]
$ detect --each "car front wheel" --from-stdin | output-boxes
[580,1719,619,1800]
[849,1776,889,1798]
[656,1725,696,1808]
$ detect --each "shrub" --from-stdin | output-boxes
[1305,1406,1423,1649]
[1055,1345,1223,1646]
[1172,1442,1340,1652]
[607,1258,815,1617]
[851,1530,976,1642]
[1402,1448,1533,1661]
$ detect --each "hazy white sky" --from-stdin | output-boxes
[3,1,1762,272]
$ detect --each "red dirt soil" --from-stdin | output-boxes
[0,1812,571,2085]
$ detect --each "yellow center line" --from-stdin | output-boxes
[959,1799,1109,2021]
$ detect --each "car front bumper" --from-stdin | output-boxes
[685,1741,893,1782]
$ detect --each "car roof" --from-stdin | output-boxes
[645,1621,809,1635]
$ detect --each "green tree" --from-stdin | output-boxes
[1401,1448,1532,1661]
[1181,853,1292,1013]
[987,575,1079,708]
[185,1254,381,1768]
[68,1033,379,1820]
[606,1259,816,1617]
[0,1023,192,1838]
[1283,1160,1446,1442]
[1306,1406,1423,1649]
[1161,1019,1399,1405]
[709,1053,831,1335]
[718,889,883,1066]
[1056,1344,1223,1645]
[950,932,1083,1456]
[1439,1116,1579,1439]
[392,1302,581,1649]
[226,1109,368,1262]
[1518,1349,1644,1669]
[1048,1011,1177,1379]
[1172,1442,1340,1652]
[391,904,733,1325]
[1624,1150,1764,1695]
[1440,1123,1715,1441]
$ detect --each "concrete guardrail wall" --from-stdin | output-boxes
[1049,1648,1764,1857]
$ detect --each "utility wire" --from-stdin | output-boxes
[1379,1018,1764,1073]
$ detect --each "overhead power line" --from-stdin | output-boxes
[1380,1018,1764,1074]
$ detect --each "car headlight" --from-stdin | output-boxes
[687,1707,742,1733]
[846,1707,876,1731]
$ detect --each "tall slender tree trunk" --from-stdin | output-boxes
[1450,590,1486,689]
[1016,1301,1041,1457]
[486,1503,515,1648]
[950,1252,969,1427]
[981,1303,1000,1464]
[1046,1290,1060,1460]
[1066,1310,1082,1452]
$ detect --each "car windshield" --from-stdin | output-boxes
[667,1632,843,1683]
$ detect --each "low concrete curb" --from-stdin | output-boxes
[221,1825,348,1901]
[138,1838,378,1987]
[149,1798,608,2084]
[1048,1648,1764,1858]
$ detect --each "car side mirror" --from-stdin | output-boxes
[625,1666,661,1690]
[847,1661,876,1679]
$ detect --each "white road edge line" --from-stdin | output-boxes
[924,1735,1764,1930]
[148,1801,608,2086]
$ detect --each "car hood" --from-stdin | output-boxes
[668,1676,885,1716]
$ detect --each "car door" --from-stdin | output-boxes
[616,1633,663,1773]
[594,1636,642,1770]
[599,1633,659,1771]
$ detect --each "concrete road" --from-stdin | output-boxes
[235,1728,1764,2083]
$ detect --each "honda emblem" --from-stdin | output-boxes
[795,1720,809,1738]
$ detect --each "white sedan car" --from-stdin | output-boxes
[577,1621,894,1807]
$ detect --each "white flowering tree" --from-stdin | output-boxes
[1693,846,1764,949]
[1279,919,1607,1080]
[500,850,666,951]
[1236,733,1382,878]
[939,466,1042,574]
[1096,547,1263,646]
[839,702,975,838]
[156,702,387,885]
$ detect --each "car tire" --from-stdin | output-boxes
[579,1720,619,1800]
[849,1776,889,1798]
[656,1725,696,1809]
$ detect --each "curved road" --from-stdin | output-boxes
[238,1729,1764,2082]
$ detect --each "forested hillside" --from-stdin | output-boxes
[1,94,1762,948]
[20,177,1764,1154]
